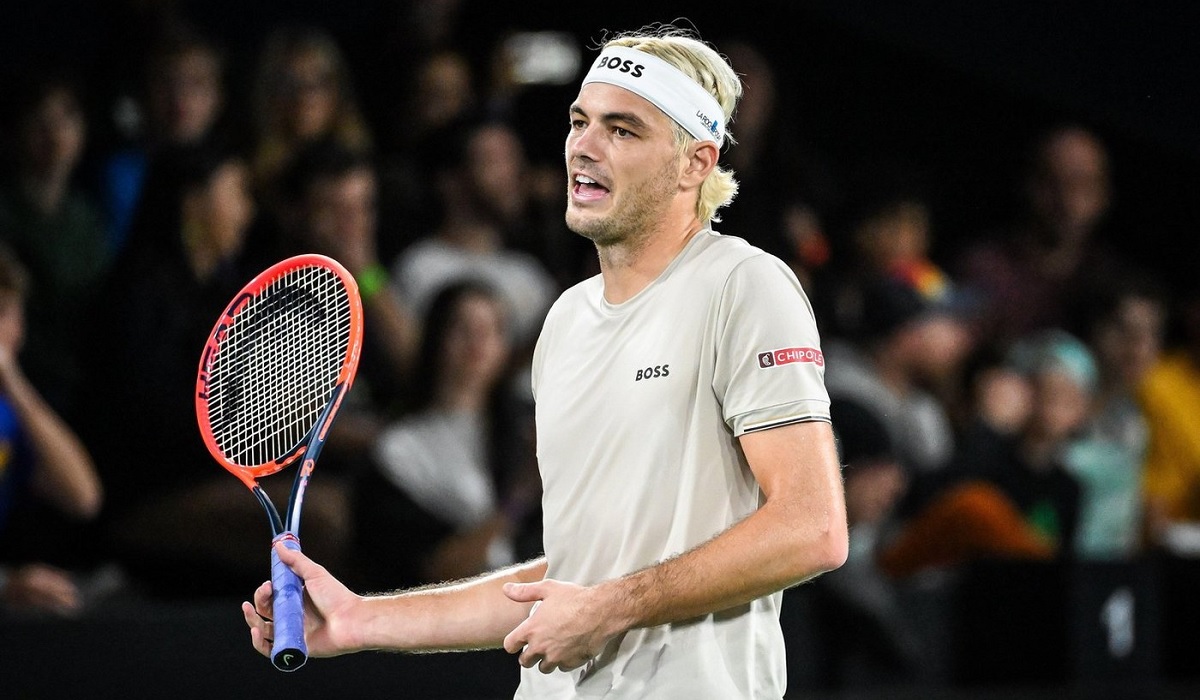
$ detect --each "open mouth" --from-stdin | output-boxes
[572,174,610,201]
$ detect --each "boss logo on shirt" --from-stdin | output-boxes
[635,364,670,381]
[758,347,824,369]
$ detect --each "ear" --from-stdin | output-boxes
[679,140,719,190]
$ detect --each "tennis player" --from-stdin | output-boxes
[244,25,847,698]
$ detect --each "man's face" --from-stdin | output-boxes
[563,83,682,246]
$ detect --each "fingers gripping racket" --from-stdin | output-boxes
[195,254,362,671]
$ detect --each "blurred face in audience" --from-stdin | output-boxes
[304,168,377,266]
[21,87,85,179]
[148,48,223,145]
[273,48,339,140]
[1093,295,1164,389]
[855,201,930,272]
[1028,369,1091,442]
[184,160,254,259]
[417,52,473,132]
[466,124,528,225]
[440,292,511,397]
[1028,128,1110,245]
[899,314,974,383]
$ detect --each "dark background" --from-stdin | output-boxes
[2,3,1199,696]
[1,0,1198,291]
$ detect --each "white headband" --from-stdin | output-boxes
[581,46,726,147]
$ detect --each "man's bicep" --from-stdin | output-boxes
[738,420,849,578]
[739,420,841,503]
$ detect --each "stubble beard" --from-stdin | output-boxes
[565,158,679,251]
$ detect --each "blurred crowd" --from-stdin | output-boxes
[1,2,1199,693]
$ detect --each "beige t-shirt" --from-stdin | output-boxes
[517,230,829,699]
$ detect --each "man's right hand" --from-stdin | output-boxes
[241,542,364,659]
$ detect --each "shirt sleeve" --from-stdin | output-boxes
[712,253,831,436]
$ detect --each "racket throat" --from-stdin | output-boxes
[252,485,285,535]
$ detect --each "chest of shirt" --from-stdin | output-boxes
[534,293,717,447]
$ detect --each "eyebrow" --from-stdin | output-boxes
[570,104,653,132]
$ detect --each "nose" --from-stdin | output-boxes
[567,123,599,164]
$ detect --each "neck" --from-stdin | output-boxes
[597,210,706,305]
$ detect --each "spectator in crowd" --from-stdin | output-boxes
[269,139,421,461]
[390,117,558,351]
[0,246,103,616]
[377,49,479,263]
[1140,280,1200,550]
[1064,273,1166,560]
[97,25,227,253]
[77,143,345,596]
[410,51,477,145]
[351,280,539,590]
[250,26,372,213]
[822,271,975,475]
[819,167,965,348]
[0,72,111,416]
[879,329,1093,577]
[364,0,480,179]
[957,125,1125,348]
[476,34,595,291]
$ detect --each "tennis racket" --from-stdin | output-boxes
[195,254,363,672]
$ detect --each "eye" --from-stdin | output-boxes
[570,118,586,130]
[614,127,633,138]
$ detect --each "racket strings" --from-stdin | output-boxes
[207,265,353,467]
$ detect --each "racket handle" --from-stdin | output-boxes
[270,533,308,671]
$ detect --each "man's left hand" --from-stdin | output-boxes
[501,579,622,674]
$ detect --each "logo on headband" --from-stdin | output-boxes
[696,111,721,138]
[595,55,645,78]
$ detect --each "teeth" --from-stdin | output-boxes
[576,175,597,184]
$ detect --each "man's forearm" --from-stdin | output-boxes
[353,557,548,652]
[600,494,846,632]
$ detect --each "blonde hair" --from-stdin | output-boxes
[604,26,743,223]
